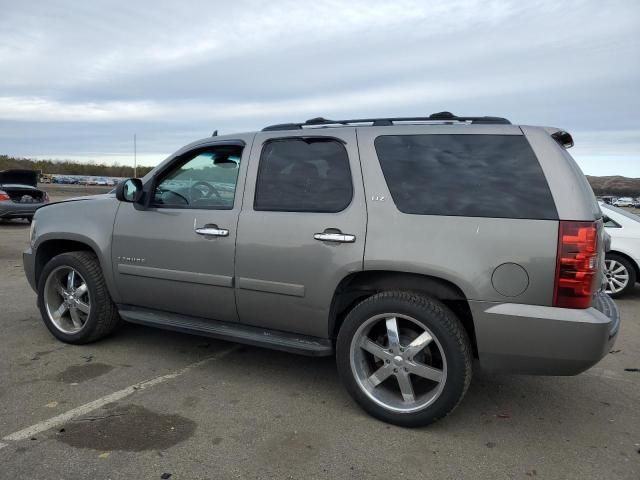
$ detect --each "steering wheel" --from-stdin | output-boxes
[156,186,189,205]
[190,181,221,200]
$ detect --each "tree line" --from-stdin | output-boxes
[0,154,154,178]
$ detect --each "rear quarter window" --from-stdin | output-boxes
[374,134,558,220]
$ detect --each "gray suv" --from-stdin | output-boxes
[23,112,620,426]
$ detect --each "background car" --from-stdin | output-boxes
[0,169,49,221]
[52,175,76,184]
[613,197,634,207]
[601,203,640,297]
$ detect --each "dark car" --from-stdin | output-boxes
[0,169,49,221]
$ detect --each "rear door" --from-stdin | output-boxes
[235,129,366,338]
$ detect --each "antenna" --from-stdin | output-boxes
[212,130,218,137]
[133,133,137,178]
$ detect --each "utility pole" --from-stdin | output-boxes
[133,134,137,178]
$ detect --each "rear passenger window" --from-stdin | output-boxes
[374,134,558,219]
[254,137,353,212]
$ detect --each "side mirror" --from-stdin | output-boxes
[115,178,143,203]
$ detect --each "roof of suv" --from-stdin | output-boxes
[261,111,511,131]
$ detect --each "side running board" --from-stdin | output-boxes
[117,305,334,357]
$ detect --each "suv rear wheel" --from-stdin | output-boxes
[336,291,472,427]
[38,251,120,344]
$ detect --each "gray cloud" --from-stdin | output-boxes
[0,0,638,175]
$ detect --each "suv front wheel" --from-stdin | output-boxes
[336,291,472,427]
[38,251,120,344]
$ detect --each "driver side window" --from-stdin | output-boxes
[152,145,243,209]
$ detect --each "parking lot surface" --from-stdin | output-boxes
[0,185,638,479]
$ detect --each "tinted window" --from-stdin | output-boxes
[375,134,558,219]
[152,145,242,209]
[254,137,353,212]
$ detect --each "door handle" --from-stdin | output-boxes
[194,223,229,237]
[314,232,356,243]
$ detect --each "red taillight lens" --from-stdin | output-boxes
[0,190,9,201]
[553,221,599,309]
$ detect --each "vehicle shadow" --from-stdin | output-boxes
[105,321,626,438]
[0,219,31,228]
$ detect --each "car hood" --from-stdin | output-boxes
[66,193,115,202]
[0,169,38,187]
[42,193,115,207]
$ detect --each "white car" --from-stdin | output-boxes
[600,203,640,297]
[613,197,634,207]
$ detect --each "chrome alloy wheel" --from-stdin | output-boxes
[349,313,447,413]
[604,259,630,295]
[43,266,91,334]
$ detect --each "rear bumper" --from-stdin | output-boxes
[0,202,45,218]
[471,291,619,375]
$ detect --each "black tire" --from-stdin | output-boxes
[336,291,472,427]
[37,251,120,344]
[604,253,637,298]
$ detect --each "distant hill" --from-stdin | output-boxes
[586,176,640,197]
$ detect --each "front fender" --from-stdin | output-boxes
[32,196,121,302]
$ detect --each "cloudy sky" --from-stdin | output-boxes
[1,0,638,176]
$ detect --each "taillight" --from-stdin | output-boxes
[553,221,599,308]
[43,192,50,203]
[0,190,9,201]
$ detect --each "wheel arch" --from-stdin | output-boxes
[329,270,478,356]
[35,238,102,291]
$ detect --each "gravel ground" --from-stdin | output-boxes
[0,186,638,479]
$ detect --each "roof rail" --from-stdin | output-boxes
[262,112,511,131]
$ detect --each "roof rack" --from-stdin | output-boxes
[262,111,511,131]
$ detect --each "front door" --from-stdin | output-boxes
[111,139,251,323]
[235,130,366,338]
